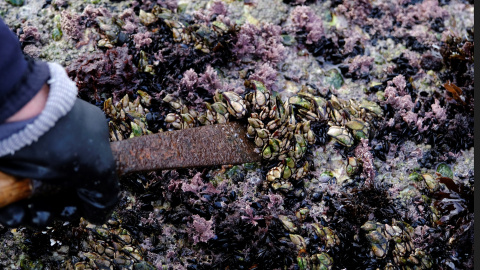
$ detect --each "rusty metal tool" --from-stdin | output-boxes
[0,122,261,208]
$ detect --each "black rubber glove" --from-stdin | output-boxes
[0,99,119,227]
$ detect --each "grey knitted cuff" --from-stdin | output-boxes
[0,62,78,157]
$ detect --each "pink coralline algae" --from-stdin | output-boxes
[392,73,407,94]
[180,66,236,96]
[396,0,448,27]
[342,30,365,54]
[193,0,228,22]
[383,74,448,132]
[348,55,374,76]
[385,87,415,111]
[208,0,228,17]
[431,99,447,122]
[354,139,375,187]
[180,69,199,91]
[153,49,165,63]
[119,8,136,21]
[83,4,112,20]
[384,76,418,127]
[233,23,286,63]
[181,172,220,197]
[402,50,422,69]
[249,63,278,90]
[336,0,372,26]
[60,10,84,40]
[198,65,222,95]
[123,21,138,34]
[157,0,178,10]
[290,6,325,44]
[267,193,284,210]
[119,8,139,34]
[133,32,153,49]
[240,205,263,226]
[384,75,414,111]
[22,45,41,58]
[132,0,177,11]
[19,25,40,42]
[188,215,216,244]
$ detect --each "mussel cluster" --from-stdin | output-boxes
[361,220,433,269]
[139,6,231,54]
[33,218,154,270]
[74,220,152,270]
[161,79,383,191]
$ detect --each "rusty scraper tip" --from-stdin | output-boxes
[110,122,262,176]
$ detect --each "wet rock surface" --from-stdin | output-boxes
[0,0,474,269]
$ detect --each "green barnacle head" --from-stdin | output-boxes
[195,25,215,45]
[213,90,224,103]
[327,126,354,147]
[345,119,369,140]
[281,34,295,46]
[285,157,295,168]
[129,121,143,138]
[422,173,439,192]
[346,157,361,176]
[320,171,334,178]
[212,20,228,33]
[282,165,292,179]
[311,252,333,269]
[436,163,454,179]
[408,171,423,182]
[223,91,247,119]
[360,99,383,117]
[278,215,297,232]
[324,68,344,89]
[137,90,152,106]
[249,80,268,93]
[248,117,264,129]
[361,221,379,232]
[256,128,269,139]
[262,145,273,160]
[152,5,174,19]
[288,96,311,110]
[268,138,281,153]
[51,27,63,41]
[211,102,228,115]
[296,255,309,270]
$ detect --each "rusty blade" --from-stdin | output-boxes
[110,122,261,176]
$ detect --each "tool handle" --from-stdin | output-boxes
[0,171,33,208]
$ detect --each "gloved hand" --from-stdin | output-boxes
[0,63,119,228]
[0,17,119,228]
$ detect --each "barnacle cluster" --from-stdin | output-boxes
[361,220,433,269]
[285,220,339,270]
[103,91,153,140]
[246,81,383,190]
[163,79,383,191]
[163,89,246,129]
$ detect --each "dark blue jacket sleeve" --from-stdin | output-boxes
[0,17,50,123]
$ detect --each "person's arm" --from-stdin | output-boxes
[5,84,49,123]
[0,17,119,228]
